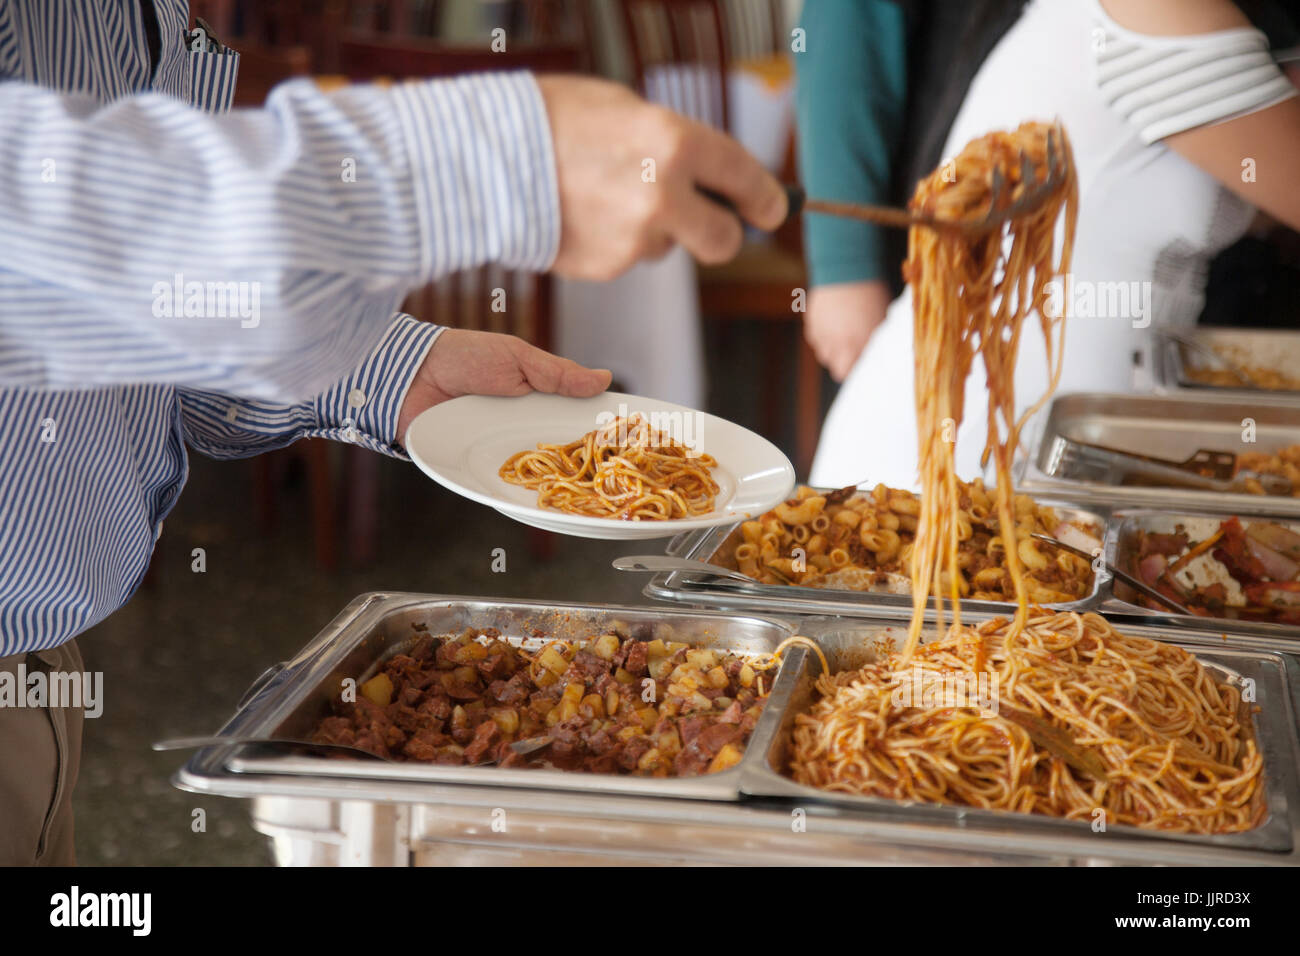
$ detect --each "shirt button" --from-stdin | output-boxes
[347,389,366,410]
[225,406,238,423]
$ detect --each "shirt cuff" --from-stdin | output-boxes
[388,71,561,277]
[313,313,445,457]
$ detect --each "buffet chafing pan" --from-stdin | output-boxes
[742,617,1298,856]
[1104,511,1300,642]
[1018,392,1300,517]
[1155,326,1300,401]
[644,503,1300,652]
[183,593,802,802]
[176,601,1300,866]
[642,500,1109,618]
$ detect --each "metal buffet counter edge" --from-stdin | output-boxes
[173,592,1300,867]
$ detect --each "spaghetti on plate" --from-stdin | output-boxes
[500,414,719,520]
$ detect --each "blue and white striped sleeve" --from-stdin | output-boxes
[179,313,444,461]
[0,71,559,402]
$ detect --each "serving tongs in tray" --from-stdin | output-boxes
[1042,435,1293,496]
[1158,328,1264,389]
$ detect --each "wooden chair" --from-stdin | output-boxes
[618,0,821,478]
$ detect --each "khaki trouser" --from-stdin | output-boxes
[0,640,83,866]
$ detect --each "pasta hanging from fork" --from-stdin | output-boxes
[905,121,1078,658]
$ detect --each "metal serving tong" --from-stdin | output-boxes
[1158,328,1261,388]
[706,120,1067,235]
[1029,533,1192,616]
[1042,435,1293,496]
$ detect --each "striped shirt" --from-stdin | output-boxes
[1091,0,1298,144]
[0,0,561,654]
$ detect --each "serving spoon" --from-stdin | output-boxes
[153,734,555,765]
[612,554,760,585]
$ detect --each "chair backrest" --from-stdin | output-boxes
[403,267,552,350]
[338,27,584,346]
[720,0,783,62]
[337,0,590,74]
[618,0,728,128]
[338,34,582,78]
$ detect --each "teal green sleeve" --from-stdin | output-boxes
[795,0,907,287]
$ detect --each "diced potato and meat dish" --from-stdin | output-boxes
[311,627,773,776]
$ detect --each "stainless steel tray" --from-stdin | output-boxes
[742,618,1298,856]
[645,504,1300,652]
[184,593,802,802]
[1156,326,1300,401]
[1104,511,1300,640]
[1019,392,1300,517]
[643,499,1109,619]
[172,596,1300,865]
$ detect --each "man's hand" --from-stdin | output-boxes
[804,281,892,382]
[537,76,788,280]
[396,329,611,443]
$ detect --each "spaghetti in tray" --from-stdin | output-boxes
[788,610,1265,834]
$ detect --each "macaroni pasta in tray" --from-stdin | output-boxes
[1236,444,1300,498]
[725,480,1102,604]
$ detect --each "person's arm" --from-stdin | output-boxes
[1099,0,1300,231]
[0,73,556,402]
[0,74,786,402]
[794,0,908,380]
[1166,98,1300,231]
[181,315,611,460]
[179,314,442,461]
[796,0,907,287]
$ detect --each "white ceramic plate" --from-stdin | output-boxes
[404,391,795,540]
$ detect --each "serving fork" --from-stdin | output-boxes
[705,119,1067,235]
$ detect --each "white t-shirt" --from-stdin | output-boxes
[810,0,1296,489]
